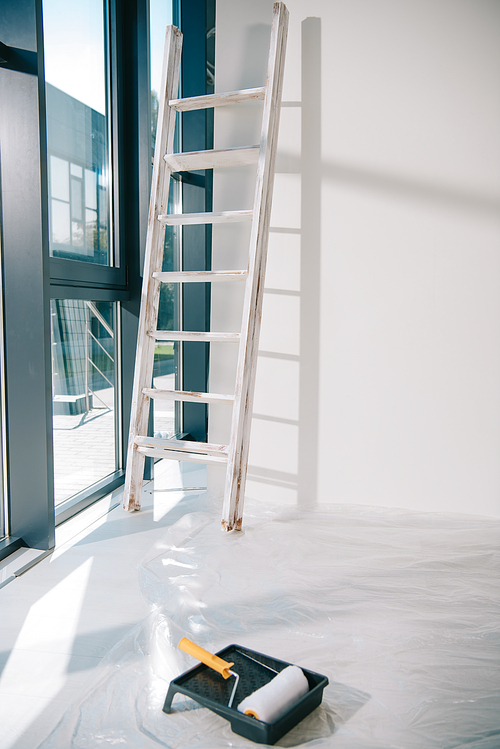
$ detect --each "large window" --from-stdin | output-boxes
[0,0,212,553]
[40,0,124,521]
[40,0,124,519]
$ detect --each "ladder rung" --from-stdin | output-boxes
[135,435,228,456]
[153,270,247,283]
[164,146,259,172]
[169,87,266,112]
[143,388,234,405]
[150,330,240,342]
[157,210,253,226]
[136,446,228,465]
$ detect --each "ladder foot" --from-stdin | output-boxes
[123,497,141,512]
[221,517,243,532]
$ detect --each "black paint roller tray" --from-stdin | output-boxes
[163,643,329,745]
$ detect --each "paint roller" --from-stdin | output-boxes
[178,638,310,723]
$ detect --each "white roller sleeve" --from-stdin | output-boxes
[237,666,309,723]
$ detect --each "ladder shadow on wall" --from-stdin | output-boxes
[248,17,322,509]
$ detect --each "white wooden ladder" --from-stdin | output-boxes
[123,2,289,530]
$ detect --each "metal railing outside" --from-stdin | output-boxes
[51,299,115,416]
[84,301,114,413]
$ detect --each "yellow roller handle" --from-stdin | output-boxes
[179,637,235,679]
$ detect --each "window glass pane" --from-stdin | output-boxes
[150,0,179,439]
[51,199,71,245]
[70,178,83,221]
[72,221,84,247]
[50,155,69,201]
[51,299,118,506]
[150,0,172,149]
[85,168,97,210]
[43,0,112,266]
[85,208,98,252]
[154,191,179,439]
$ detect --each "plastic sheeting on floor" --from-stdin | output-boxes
[39,497,500,748]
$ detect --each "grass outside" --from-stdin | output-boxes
[154,342,174,359]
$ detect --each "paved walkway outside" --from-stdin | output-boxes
[53,374,175,505]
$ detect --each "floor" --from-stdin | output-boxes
[26,495,500,749]
[2,470,499,749]
[0,459,206,749]
[52,402,116,505]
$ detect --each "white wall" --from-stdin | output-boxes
[208,0,500,517]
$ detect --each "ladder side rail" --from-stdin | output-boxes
[222,2,289,530]
[123,25,183,511]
